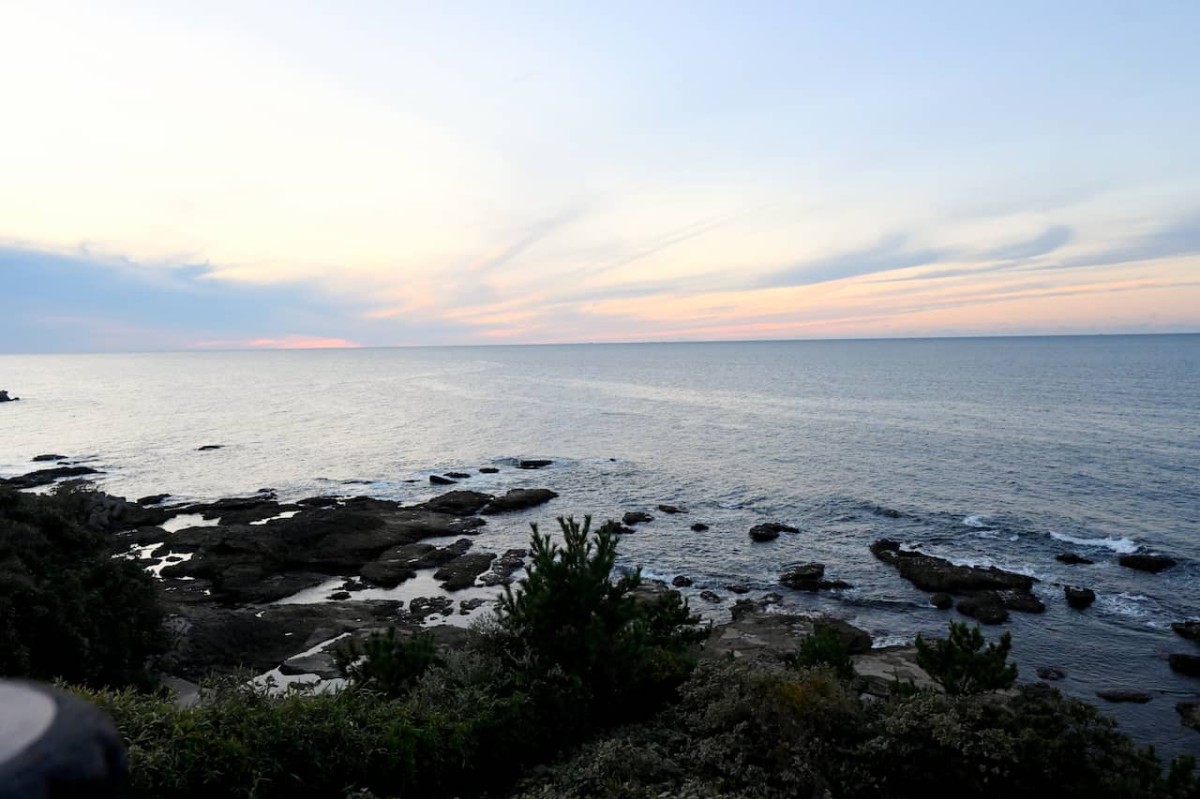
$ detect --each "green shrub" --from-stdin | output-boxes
[788,623,854,680]
[334,628,440,697]
[915,621,1017,695]
[492,515,706,728]
[0,483,167,688]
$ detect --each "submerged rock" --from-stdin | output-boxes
[0,465,101,489]
[930,592,953,609]
[517,459,553,470]
[0,389,19,402]
[1171,621,1200,642]
[1064,586,1096,609]
[672,575,694,587]
[1056,552,1094,565]
[196,444,223,451]
[444,471,472,479]
[478,467,500,474]
[623,511,654,525]
[690,523,710,532]
[1118,553,1177,573]
[31,453,67,462]
[429,474,456,485]
[1037,666,1067,681]
[699,590,722,603]
[1177,702,1200,731]
[1096,689,1152,704]
[1169,653,1200,677]
[657,504,685,514]
[749,522,799,542]
[136,493,171,506]
[956,596,1009,625]
[481,488,558,514]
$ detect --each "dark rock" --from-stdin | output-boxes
[1056,552,1094,565]
[930,592,953,609]
[780,563,840,591]
[329,591,351,601]
[690,523,710,532]
[479,467,500,474]
[362,539,474,588]
[672,575,694,587]
[296,495,341,508]
[279,652,340,679]
[80,493,171,533]
[1171,621,1200,642]
[444,472,472,479]
[814,617,873,655]
[429,474,456,485]
[1037,666,1067,681]
[871,505,902,519]
[1169,653,1200,677]
[869,539,1036,593]
[197,444,223,451]
[699,590,722,603]
[1119,553,1177,573]
[0,390,19,402]
[517,459,553,469]
[657,504,685,514]
[408,596,454,620]
[818,579,853,590]
[420,490,493,516]
[1177,702,1200,731]
[136,493,170,506]
[434,552,497,591]
[178,492,281,520]
[749,522,799,542]
[31,453,67,462]
[459,598,488,615]
[1096,689,1152,703]
[1064,586,1096,609]
[957,596,1009,624]
[478,548,527,586]
[598,520,636,535]
[481,488,558,514]
[623,511,654,525]
[216,502,300,526]
[113,526,170,547]
[725,584,751,595]
[0,465,102,489]
[341,578,368,592]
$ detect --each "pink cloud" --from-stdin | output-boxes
[193,334,363,350]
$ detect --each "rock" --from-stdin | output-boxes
[517,459,553,469]
[780,563,848,591]
[699,590,722,603]
[0,390,18,402]
[598,520,635,535]
[459,598,488,615]
[672,575,694,587]
[1177,702,1200,731]
[329,591,352,601]
[623,511,654,525]
[657,504,685,514]
[1037,666,1067,681]
[1171,621,1200,642]
[956,596,1009,624]
[434,552,497,591]
[690,523,709,532]
[869,539,1036,594]
[478,467,499,474]
[1056,552,1094,565]
[408,596,455,621]
[749,522,798,542]
[296,495,341,508]
[1169,653,1200,677]
[362,539,474,588]
[1119,553,1177,573]
[444,472,471,479]
[481,488,558,514]
[136,493,170,506]
[930,592,953,609]
[197,444,223,451]
[1064,586,1096,609]
[419,490,493,516]
[816,617,873,655]
[279,652,341,679]
[0,465,101,489]
[1096,689,1152,703]
[177,492,283,521]
[725,584,751,595]
[31,453,67,462]
[429,474,456,485]
[478,548,527,586]
[341,579,368,592]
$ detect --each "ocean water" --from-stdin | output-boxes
[2,335,1198,754]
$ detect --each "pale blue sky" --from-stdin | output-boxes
[2,1,1198,350]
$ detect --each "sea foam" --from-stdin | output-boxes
[1049,531,1139,554]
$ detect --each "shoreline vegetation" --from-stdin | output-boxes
[2,463,1199,798]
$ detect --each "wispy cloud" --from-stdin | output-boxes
[756,234,954,288]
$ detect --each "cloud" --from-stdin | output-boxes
[976,225,1074,260]
[1050,215,1200,270]
[756,233,954,288]
[193,335,363,350]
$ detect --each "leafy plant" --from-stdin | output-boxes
[915,621,1017,695]
[788,623,854,680]
[335,628,441,697]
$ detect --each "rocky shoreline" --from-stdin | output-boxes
[2,455,1198,735]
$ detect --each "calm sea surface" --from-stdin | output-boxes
[2,335,1198,754]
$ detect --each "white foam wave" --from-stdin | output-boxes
[1049,531,1138,554]
[963,515,989,528]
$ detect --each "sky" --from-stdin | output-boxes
[2,0,1199,352]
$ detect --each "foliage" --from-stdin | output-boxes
[0,482,167,688]
[915,621,1017,695]
[787,623,855,680]
[334,628,440,697]
[492,515,706,728]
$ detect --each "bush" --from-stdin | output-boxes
[492,515,706,728]
[0,482,167,688]
[788,623,854,680]
[334,628,440,697]
[915,621,1017,695]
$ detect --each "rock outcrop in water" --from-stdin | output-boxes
[1118,553,1177,573]
[0,465,101,489]
[0,389,18,402]
[749,522,798,542]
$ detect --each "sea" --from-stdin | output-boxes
[2,334,1198,756]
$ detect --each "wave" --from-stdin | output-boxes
[963,515,990,528]
[1049,531,1139,554]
